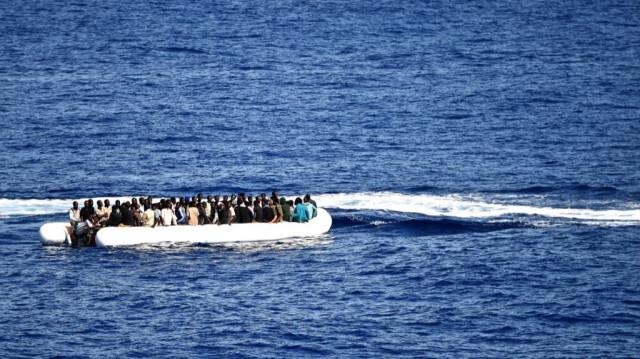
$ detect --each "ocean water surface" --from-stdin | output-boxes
[1,0,640,357]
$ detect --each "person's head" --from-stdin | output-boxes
[171,197,177,204]
[97,200,103,208]
[214,195,219,202]
[198,193,203,200]
[105,199,110,207]
[207,195,212,202]
[295,197,302,205]
[223,195,228,201]
[83,200,89,208]
[88,199,94,207]
[189,201,196,207]
[147,196,153,204]
[230,194,236,201]
[254,198,261,206]
[139,197,145,205]
[72,201,78,209]
[304,194,311,203]
[152,203,157,210]
[115,199,121,207]
[180,197,186,204]
[132,198,138,205]
[280,197,286,206]
[248,196,253,203]
[287,200,294,207]
[144,202,150,211]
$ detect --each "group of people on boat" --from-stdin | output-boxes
[69,192,318,245]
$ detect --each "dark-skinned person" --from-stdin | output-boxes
[280,197,291,222]
[69,201,81,226]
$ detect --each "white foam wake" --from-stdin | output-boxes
[0,197,137,218]
[1,193,639,225]
[314,192,640,223]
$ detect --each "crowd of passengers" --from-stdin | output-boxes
[69,192,318,230]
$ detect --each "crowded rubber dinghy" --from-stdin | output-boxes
[40,192,330,247]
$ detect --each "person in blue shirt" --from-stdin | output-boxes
[292,197,310,223]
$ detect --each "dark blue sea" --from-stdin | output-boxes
[1,0,640,357]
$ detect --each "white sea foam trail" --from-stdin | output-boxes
[314,192,640,223]
[1,193,640,225]
[0,197,136,218]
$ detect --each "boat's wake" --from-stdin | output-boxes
[3,192,640,227]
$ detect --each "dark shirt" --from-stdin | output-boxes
[263,205,274,222]
[281,203,291,221]
[238,206,252,224]
[108,211,121,227]
[120,207,133,226]
[218,207,228,224]
[198,207,207,225]
[254,204,263,222]
[80,206,96,221]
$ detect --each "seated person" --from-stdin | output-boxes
[303,197,318,219]
[69,201,81,226]
[73,215,98,246]
[161,202,177,226]
[238,201,252,224]
[263,200,275,223]
[142,204,156,227]
[107,205,122,227]
[175,202,186,224]
[292,197,310,223]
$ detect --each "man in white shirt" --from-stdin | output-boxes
[69,201,81,226]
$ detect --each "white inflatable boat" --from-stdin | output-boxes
[40,208,332,247]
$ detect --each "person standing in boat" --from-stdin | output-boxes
[69,201,81,226]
